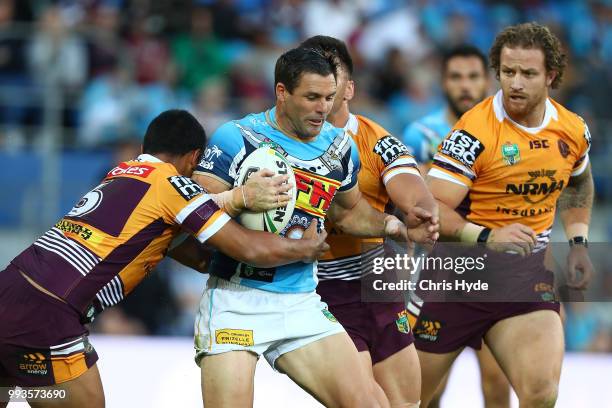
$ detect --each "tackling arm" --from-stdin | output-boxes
[327,186,406,240]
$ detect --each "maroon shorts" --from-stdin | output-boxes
[318,279,414,365]
[408,300,560,353]
[0,264,98,387]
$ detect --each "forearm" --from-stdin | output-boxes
[558,169,594,238]
[242,232,310,268]
[387,174,437,216]
[437,199,470,240]
[167,234,214,273]
[331,197,387,237]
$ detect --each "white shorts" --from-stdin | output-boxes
[194,276,345,369]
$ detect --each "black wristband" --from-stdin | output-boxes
[477,228,492,243]
[568,236,588,247]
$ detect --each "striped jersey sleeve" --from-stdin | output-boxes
[571,116,592,177]
[429,125,485,188]
[372,134,420,185]
[160,175,230,243]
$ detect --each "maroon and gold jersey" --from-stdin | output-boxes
[429,91,591,251]
[318,114,420,281]
[12,154,230,314]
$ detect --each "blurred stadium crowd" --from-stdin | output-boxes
[0,0,611,352]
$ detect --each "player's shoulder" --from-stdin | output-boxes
[355,114,390,138]
[548,98,587,133]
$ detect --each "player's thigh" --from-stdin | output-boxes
[358,351,390,408]
[29,363,104,408]
[417,348,462,408]
[484,309,563,399]
[372,344,421,406]
[276,332,381,408]
[428,369,451,408]
[200,350,258,408]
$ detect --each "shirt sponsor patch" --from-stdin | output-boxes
[107,163,155,178]
[440,129,484,168]
[167,176,204,201]
[373,135,410,167]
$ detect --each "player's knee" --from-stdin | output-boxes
[481,371,510,405]
[517,379,558,408]
[341,383,384,408]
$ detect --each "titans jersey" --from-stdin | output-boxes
[429,91,591,252]
[318,114,419,280]
[12,154,230,315]
[402,108,450,164]
[194,107,361,293]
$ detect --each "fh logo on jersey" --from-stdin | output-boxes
[294,168,340,218]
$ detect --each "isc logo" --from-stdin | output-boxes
[440,129,484,167]
[529,140,549,149]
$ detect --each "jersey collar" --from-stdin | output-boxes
[493,90,558,134]
[136,154,163,163]
[345,113,359,135]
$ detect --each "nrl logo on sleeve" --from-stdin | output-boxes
[440,129,484,167]
[373,135,410,166]
[168,176,204,200]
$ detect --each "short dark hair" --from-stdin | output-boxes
[142,110,205,156]
[442,44,488,74]
[299,35,354,78]
[489,22,566,89]
[274,47,338,93]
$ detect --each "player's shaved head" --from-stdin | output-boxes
[143,110,206,157]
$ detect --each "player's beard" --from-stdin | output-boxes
[446,92,476,119]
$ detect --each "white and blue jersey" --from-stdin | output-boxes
[401,108,451,164]
[195,107,361,293]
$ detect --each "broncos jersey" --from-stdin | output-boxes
[318,113,420,281]
[429,91,591,252]
[194,107,361,293]
[402,108,451,164]
[11,154,230,315]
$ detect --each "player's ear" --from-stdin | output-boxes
[344,79,355,102]
[276,82,287,102]
[545,70,556,87]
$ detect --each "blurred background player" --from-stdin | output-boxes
[192,47,410,408]
[412,23,594,407]
[300,35,439,408]
[402,45,511,408]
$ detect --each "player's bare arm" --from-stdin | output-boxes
[386,173,440,245]
[192,170,292,216]
[208,218,328,267]
[167,234,214,272]
[557,163,595,289]
[427,176,536,255]
[327,185,408,241]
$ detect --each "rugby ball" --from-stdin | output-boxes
[236,147,296,234]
